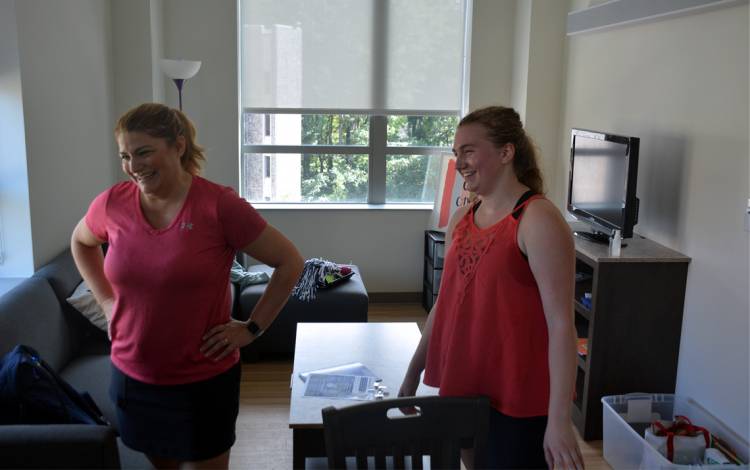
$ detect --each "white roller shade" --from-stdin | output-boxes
[240,0,467,112]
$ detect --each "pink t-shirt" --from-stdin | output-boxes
[85,176,267,385]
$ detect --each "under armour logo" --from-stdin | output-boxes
[180,222,194,231]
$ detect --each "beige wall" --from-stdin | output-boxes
[521,0,568,199]
[0,0,33,276]
[162,0,238,190]
[467,0,515,111]
[15,0,117,269]
[559,3,749,439]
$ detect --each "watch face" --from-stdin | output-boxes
[247,321,262,336]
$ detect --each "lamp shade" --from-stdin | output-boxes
[160,59,201,80]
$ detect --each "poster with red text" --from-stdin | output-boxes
[428,154,473,231]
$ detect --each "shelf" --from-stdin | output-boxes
[574,367,585,409]
[423,231,445,313]
[570,227,690,441]
[575,314,589,340]
[574,300,592,321]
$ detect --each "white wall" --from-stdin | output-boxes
[15,0,117,269]
[149,0,165,104]
[111,0,156,119]
[252,209,431,292]
[0,0,33,277]
[519,0,568,197]
[467,0,515,111]
[162,0,238,189]
[559,3,749,439]
[510,0,531,118]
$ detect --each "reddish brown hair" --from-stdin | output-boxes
[115,103,205,176]
[459,106,544,194]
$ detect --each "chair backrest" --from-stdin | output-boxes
[322,395,490,470]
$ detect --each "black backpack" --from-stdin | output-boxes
[0,345,109,425]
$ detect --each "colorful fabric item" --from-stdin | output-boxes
[230,260,270,289]
[292,258,342,302]
[85,176,267,385]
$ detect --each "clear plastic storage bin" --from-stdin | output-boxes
[602,394,748,470]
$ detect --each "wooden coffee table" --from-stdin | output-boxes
[289,322,438,468]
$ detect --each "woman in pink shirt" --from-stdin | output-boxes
[399,106,583,469]
[71,103,304,469]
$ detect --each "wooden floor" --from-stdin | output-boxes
[230,303,610,469]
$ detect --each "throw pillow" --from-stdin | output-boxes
[66,281,108,331]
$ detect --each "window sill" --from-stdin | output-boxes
[252,203,434,211]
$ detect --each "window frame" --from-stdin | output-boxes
[241,108,457,205]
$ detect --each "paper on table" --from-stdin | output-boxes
[298,362,380,383]
[302,373,376,401]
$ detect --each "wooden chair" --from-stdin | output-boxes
[322,395,490,469]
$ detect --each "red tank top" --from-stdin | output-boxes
[423,194,550,417]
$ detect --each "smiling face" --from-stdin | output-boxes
[117,131,186,196]
[452,123,513,196]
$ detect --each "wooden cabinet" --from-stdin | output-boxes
[422,230,445,312]
[572,227,690,440]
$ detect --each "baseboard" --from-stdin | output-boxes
[368,292,421,303]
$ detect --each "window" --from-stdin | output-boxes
[239,0,468,204]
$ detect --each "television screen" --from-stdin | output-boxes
[567,129,639,239]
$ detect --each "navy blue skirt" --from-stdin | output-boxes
[110,362,241,461]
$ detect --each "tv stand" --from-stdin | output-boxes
[573,230,610,244]
[570,228,690,440]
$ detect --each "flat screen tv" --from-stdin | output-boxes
[567,128,640,242]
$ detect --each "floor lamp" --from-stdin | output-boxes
[160,59,201,111]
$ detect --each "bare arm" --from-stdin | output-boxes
[70,218,114,321]
[399,204,471,396]
[521,200,583,470]
[202,224,304,360]
[237,224,305,331]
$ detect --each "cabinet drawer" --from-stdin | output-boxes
[425,231,445,264]
[434,242,445,269]
[431,269,442,294]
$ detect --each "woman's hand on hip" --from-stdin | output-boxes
[201,320,253,361]
[543,417,585,470]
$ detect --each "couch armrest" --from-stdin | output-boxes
[0,424,120,469]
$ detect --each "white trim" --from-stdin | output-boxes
[242,108,460,116]
[567,0,748,36]
[252,203,434,211]
[461,0,473,117]
[242,145,451,156]
[369,116,387,204]
[236,0,243,193]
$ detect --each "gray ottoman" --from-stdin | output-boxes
[234,264,368,360]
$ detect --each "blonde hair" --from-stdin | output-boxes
[115,103,205,176]
[459,106,544,194]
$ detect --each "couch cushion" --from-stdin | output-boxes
[60,354,117,429]
[60,356,154,469]
[34,248,112,356]
[0,277,76,371]
[33,249,82,302]
[66,281,108,332]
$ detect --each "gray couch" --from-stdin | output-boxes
[0,249,151,469]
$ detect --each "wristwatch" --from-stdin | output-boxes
[246,320,264,338]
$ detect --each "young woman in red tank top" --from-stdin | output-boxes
[399,107,583,470]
